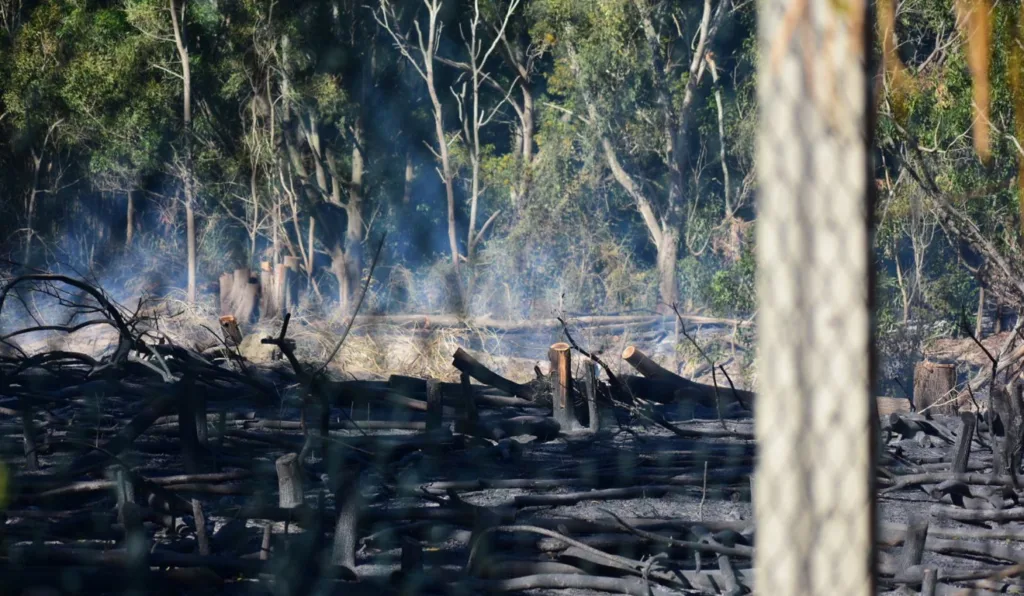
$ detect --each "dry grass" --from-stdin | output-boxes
[0,283,756,389]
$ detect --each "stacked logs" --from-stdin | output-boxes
[14,274,1024,596]
[1,278,761,595]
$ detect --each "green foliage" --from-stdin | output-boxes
[4,0,1005,365]
[676,234,756,318]
[709,244,755,317]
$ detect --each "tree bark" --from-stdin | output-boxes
[549,343,575,431]
[126,190,135,248]
[344,114,366,312]
[275,453,304,509]
[622,346,676,381]
[657,226,680,309]
[426,378,443,432]
[583,358,600,432]
[753,0,873,592]
[452,347,531,398]
[952,412,976,474]
[332,465,363,572]
[977,286,986,339]
[898,513,930,571]
[170,0,196,303]
[913,361,956,417]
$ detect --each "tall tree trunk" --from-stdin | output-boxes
[657,226,680,309]
[344,114,366,311]
[423,61,459,272]
[977,286,986,339]
[332,246,349,313]
[273,198,281,267]
[512,82,534,210]
[895,251,910,323]
[249,168,258,261]
[23,147,45,267]
[170,0,196,303]
[126,190,135,248]
[521,83,534,166]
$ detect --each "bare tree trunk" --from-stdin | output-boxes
[170,0,196,303]
[306,217,316,287]
[345,114,366,311]
[434,99,459,273]
[894,246,910,323]
[657,226,680,308]
[23,156,39,266]
[707,55,731,216]
[23,127,55,267]
[272,198,280,267]
[249,167,259,262]
[126,190,135,248]
[521,83,534,169]
[377,0,461,295]
[977,286,986,339]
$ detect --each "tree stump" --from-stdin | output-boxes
[913,361,956,417]
[273,263,288,316]
[952,412,977,474]
[549,342,575,431]
[219,315,243,346]
[259,262,275,320]
[275,453,304,509]
[219,272,234,316]
[582,359,600,433]
[238,281,259,323]
[228,268,256,323]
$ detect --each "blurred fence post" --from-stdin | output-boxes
[754,0,875,594]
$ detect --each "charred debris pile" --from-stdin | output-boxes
[4,275,1024,594]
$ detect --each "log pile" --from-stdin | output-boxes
[877,396,1024,594]
[11,275,1024,594]
[0,275,759,595]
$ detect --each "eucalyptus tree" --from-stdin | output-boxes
[534,0,742,309]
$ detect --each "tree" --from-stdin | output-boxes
[377,0,460,278]
[124,0,199,301]
[539,0,736,309]
[449,0,519,264]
